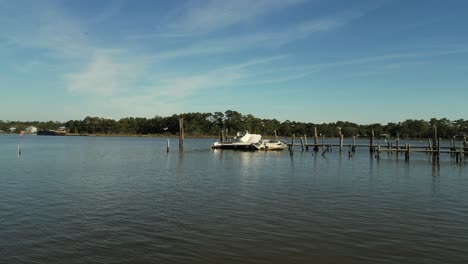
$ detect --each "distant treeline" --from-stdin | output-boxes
[1,110,467,139]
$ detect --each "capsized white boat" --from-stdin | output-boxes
[252,139,287,151]
[212,131,262,150]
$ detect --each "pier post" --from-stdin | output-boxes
[461,143,464,163]
[339,133,344,152]
[370,130,375,153]
[313,127,319,151]
[432,125,437,151]
[321,135,325,151]
[352,136,356,152]
[300,137,304,152]
[166,139,170,153]
[179,117,184,150]
[405,144,410,161]
[304,134,308,151]
[289,133,295,156]
[438,137,441,156]
[221,129,225,142]
[225,129,229,142]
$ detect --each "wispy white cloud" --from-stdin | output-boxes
[167,0,305,34]
[64,51,145,96]
[152,17,344,60]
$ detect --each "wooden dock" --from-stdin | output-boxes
[287,126,467,164]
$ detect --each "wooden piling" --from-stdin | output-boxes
[179,118,184,150]
[432,125,437,150]
[377,144,381,159]
[221,129,225,142]
[166,139,170,153]
[313,127,319,151]
[404,144,410,161]
[352,136,356,152]
[339,133,344,152]
[225,128,229,142]
[290,133,295,156]
[300,137,304,152]
[370,130,375,153]
[321,135,325,151]
[304,134,308,151]
[461,143,464,163]
[450,137,455,157]
[437,137,441,156]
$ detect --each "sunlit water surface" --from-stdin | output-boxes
[1,135,467,263]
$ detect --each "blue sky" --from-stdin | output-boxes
[1,0,467,123]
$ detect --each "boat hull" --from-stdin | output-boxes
[212,142,255,150]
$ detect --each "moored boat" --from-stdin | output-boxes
[252,139,287,151]
[212,131,262,150]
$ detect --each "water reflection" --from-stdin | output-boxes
[2,136,468,264]
[431,155,440,177]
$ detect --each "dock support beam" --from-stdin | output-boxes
[313,127,319,151]
[179,117,184,150]
[339,133,344,152]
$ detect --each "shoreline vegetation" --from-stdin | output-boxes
[1,110,467,139]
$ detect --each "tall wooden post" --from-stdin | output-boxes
[290,133,295,156]
[313,127,319,151]
[432,125,437,151]
[304,134,308,151]
[438,137,441,156]
[352,136,356,152]
[461,142,464,163]
[370,130,375,153]
[179,118,184,150]
[339,133,344,152]
[451,137,455,157]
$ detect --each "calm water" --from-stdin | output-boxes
[1,135,467,263]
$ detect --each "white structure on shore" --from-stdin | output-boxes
[9,127,16,133]
[25,126,38,133]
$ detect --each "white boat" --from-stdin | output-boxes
[252,139,287,151]
[212,131,262,150]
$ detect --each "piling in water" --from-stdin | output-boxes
[179,117,184,150]
[313,127,319,151]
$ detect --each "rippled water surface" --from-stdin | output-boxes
[1,135,467,263]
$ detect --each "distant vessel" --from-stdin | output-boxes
[37,130,67,136]
[212,131,261,150]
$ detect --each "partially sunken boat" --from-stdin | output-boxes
[212,131,262,150]
[252,139,287,151]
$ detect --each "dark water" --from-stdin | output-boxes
[1,135,467,264]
